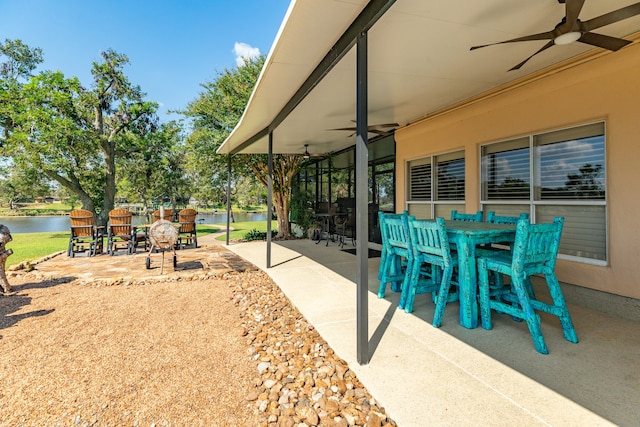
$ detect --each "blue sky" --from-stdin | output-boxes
[0,0,290,122]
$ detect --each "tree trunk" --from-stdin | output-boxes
[273,188,292,239]
[44,171,97,222]
[100,137,117,226]
[249,154,303,240]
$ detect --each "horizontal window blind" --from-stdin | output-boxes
[481,137,530,200]
[407,203,431,219]
[537,205,606,261]
[436,151,465,201]
[535,126,605,200]
[409,162,431,201]
[435,203,463,220]
[481,122,607,263]
[483,204,530,218]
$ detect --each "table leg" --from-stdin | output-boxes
[314,218,322,244]
[456,236,479,329]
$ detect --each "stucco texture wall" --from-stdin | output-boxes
[395,43,640,299]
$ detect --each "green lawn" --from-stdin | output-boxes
[213,220,275,241]
[6,231,70,266]
[4,224,220,267]
[0,202,75,216]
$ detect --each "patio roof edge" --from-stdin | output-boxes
[219,0,397,155]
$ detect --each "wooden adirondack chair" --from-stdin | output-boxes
[68,209,104,257]
[177,208,197,249]
[107,208,144,255]
[152,209,174,222]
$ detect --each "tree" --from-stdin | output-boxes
[117,121,190,215]
[0,43,158,225]
[0,164,50,209]
[245,154,305,238]
[184,56,305,238]
[0,39,43,143]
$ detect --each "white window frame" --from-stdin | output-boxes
[480,121,607,266]
[406,150,465,219]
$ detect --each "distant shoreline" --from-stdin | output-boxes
[0,208,267,219]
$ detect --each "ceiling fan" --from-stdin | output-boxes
[300,144,325,159]
[329,121,399,137]
[471,0,640,71]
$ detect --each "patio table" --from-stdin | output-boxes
[444,220,516,329]
[314,213,347,246]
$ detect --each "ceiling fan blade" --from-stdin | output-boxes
[367,122,399,129]
[578,31,632,51]
[582,3,640,31]
[509,40,554,71]
[330,122,399,132]
[471,31,555,50]
[348,120,399,129]
[368,129,391,136]
[565,0,586,30]
[341,130,388,137]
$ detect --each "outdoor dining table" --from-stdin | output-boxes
[444,220,517,329]
[314,212,348,246]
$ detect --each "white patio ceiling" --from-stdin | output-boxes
[218,0,640,156]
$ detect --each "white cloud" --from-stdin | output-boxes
[233,42,261,66]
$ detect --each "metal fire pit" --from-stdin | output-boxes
[145,220,179,274]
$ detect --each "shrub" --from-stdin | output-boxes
[244,228,277,241]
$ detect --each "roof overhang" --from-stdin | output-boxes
[217,0,640,156]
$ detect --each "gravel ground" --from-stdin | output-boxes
[1,262,396,426]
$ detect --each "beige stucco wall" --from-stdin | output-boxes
[395,42,640,300]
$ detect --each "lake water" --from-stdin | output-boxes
[0,212,268,234]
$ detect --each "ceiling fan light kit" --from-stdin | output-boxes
[300,144,324,159]
[554,31,582,45]
[471,0,640,71]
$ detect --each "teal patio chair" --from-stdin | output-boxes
[477,217,578,354]
[487,211,529,225]
[377,211,413,299]
[377,211,409,281]
[477,212,531,289]
[402,217,458,326]
[484,211,529,249]
[451,210,483,222]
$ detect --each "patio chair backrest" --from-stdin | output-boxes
[153,209,174,222]
[178,208,197,233]
[451,210,483,222]
[511,217,564,273]
[69,209,96,238]
[379,211,411,253]
[108,208,134,237]
[407,217,453,268]
[487,211,529,225]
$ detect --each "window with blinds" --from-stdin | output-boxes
[409,160,431,201]
[534,123,605,200]
[480,122,607,264]
[407,151,465,219]
[481,137,530,200]
[436,151,465,200]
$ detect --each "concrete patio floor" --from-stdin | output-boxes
[225,239,639,427]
